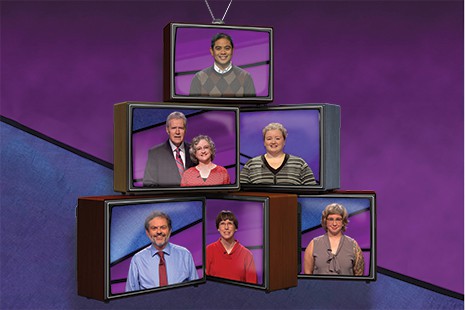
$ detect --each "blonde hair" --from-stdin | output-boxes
[262,122,288,140]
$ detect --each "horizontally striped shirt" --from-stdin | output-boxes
[240,154,316,185]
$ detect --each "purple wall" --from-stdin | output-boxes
[1,0,463,295]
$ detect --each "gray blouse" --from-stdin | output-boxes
[312,234,359,275]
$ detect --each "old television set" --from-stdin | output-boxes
[114,102,240,194]
[239,104,340,192]
[205,192,298,292]
[77,195,206,301]
[164,22,273,104]
[298,191,376,281]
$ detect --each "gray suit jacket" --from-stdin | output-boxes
[142,140,194,187]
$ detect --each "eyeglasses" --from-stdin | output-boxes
[195,145,210,152]
[326,217,343,222]
[219,221,235,227]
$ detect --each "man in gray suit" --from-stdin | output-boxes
[143,112,194,187]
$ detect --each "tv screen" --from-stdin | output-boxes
[114,102,240,193]
[204,192,299,292]
[205,196,266,289]
[239,104,340,192]
[77,196,206,301]
[164,22,273,104]
[298,191,376,281]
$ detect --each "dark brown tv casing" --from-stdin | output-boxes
[76,195,206,301]
[207,192,299,292]
[77,193,297,300]
[114,103,128,193]
[77,196,107,301]
[77,195,120,301]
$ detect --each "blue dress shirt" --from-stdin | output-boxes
[125,242,198,291]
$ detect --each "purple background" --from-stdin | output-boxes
[300,212,372,277]
[108,199,204,296]
[110,222,204,295]
[1,0,463,306]
[131,108,238,185]
[240,108,321,180]
[173,26,271,96]
[109,199,203,263]
[300,195,373,277]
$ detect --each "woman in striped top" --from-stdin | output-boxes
[240,122,316,185]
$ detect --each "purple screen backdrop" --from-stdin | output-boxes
[174,26,270,96]
[299,196,374,277]
[1,0,463,300]
[108,199,204,296]
[240,108,320,181]
[300,214,372,277]
[110,222,203,295]
[132,108,238,186]
[206,198,265,286]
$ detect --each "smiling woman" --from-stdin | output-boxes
[206,210,258,284]
[180,135,231,186]
[240,122,316,185]
[303,203,365,276]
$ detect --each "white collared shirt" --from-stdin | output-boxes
[169,140,186,167]
[213,62,232,74]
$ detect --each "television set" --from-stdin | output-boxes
[239,104,340,193]
[77,195,206,301]
[164,22,273,104]
[298,191,376,281]
[205,192,298,292]
[114,101,240,194]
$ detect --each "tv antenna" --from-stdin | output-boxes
[204,0,233,24]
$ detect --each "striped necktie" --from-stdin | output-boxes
[175,147,185,176]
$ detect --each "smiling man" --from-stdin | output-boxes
[189,33,256,97]
[125,211,198,291]
[142,111,195,187]
[205,210,257,284]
